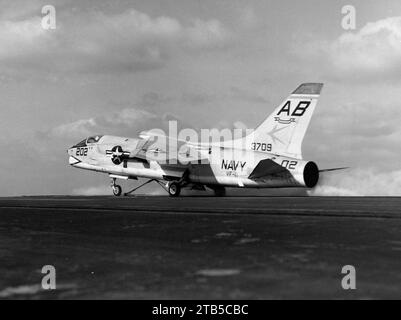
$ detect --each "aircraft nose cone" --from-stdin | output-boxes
[67,148,80,166]
[69,156,80,166]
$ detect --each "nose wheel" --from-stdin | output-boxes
[112,185,122,197]
[111,178,122,197]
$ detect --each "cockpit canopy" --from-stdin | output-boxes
[86,135,103,144]
[72,135,103,148]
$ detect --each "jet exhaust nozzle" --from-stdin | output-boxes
[303,161,319,188]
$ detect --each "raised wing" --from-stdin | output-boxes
[135,131,210,165]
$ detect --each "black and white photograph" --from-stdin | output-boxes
[1,0,401,305]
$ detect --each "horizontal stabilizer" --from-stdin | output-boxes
[319,167,349,173]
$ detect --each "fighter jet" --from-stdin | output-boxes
[67,83,344,197]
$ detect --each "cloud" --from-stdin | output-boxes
[238,6,259,29]
[331,17,401,74]
[0,8,232,75]
[185,19,231,48]
[96,108,157,127]
[297,17,401,80]
[48,108,157,139]
[0,17,51,60]
[310,168,401,196]
[50,118,97,139]
[303,99,401,173]
[230,86,268,104]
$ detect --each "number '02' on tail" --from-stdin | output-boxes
[249,83,323,159]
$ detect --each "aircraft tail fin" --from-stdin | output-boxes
[250,83,323,159]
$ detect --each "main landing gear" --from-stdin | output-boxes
[167,182,181,197]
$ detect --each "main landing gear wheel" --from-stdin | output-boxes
[112,185,122,197]
[168,182,181,197]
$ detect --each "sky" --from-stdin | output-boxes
[1,0,401,196]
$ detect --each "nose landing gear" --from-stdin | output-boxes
[112,185,122,197]
[111,178,122,197]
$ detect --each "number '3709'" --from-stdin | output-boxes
[251,143,272,152]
